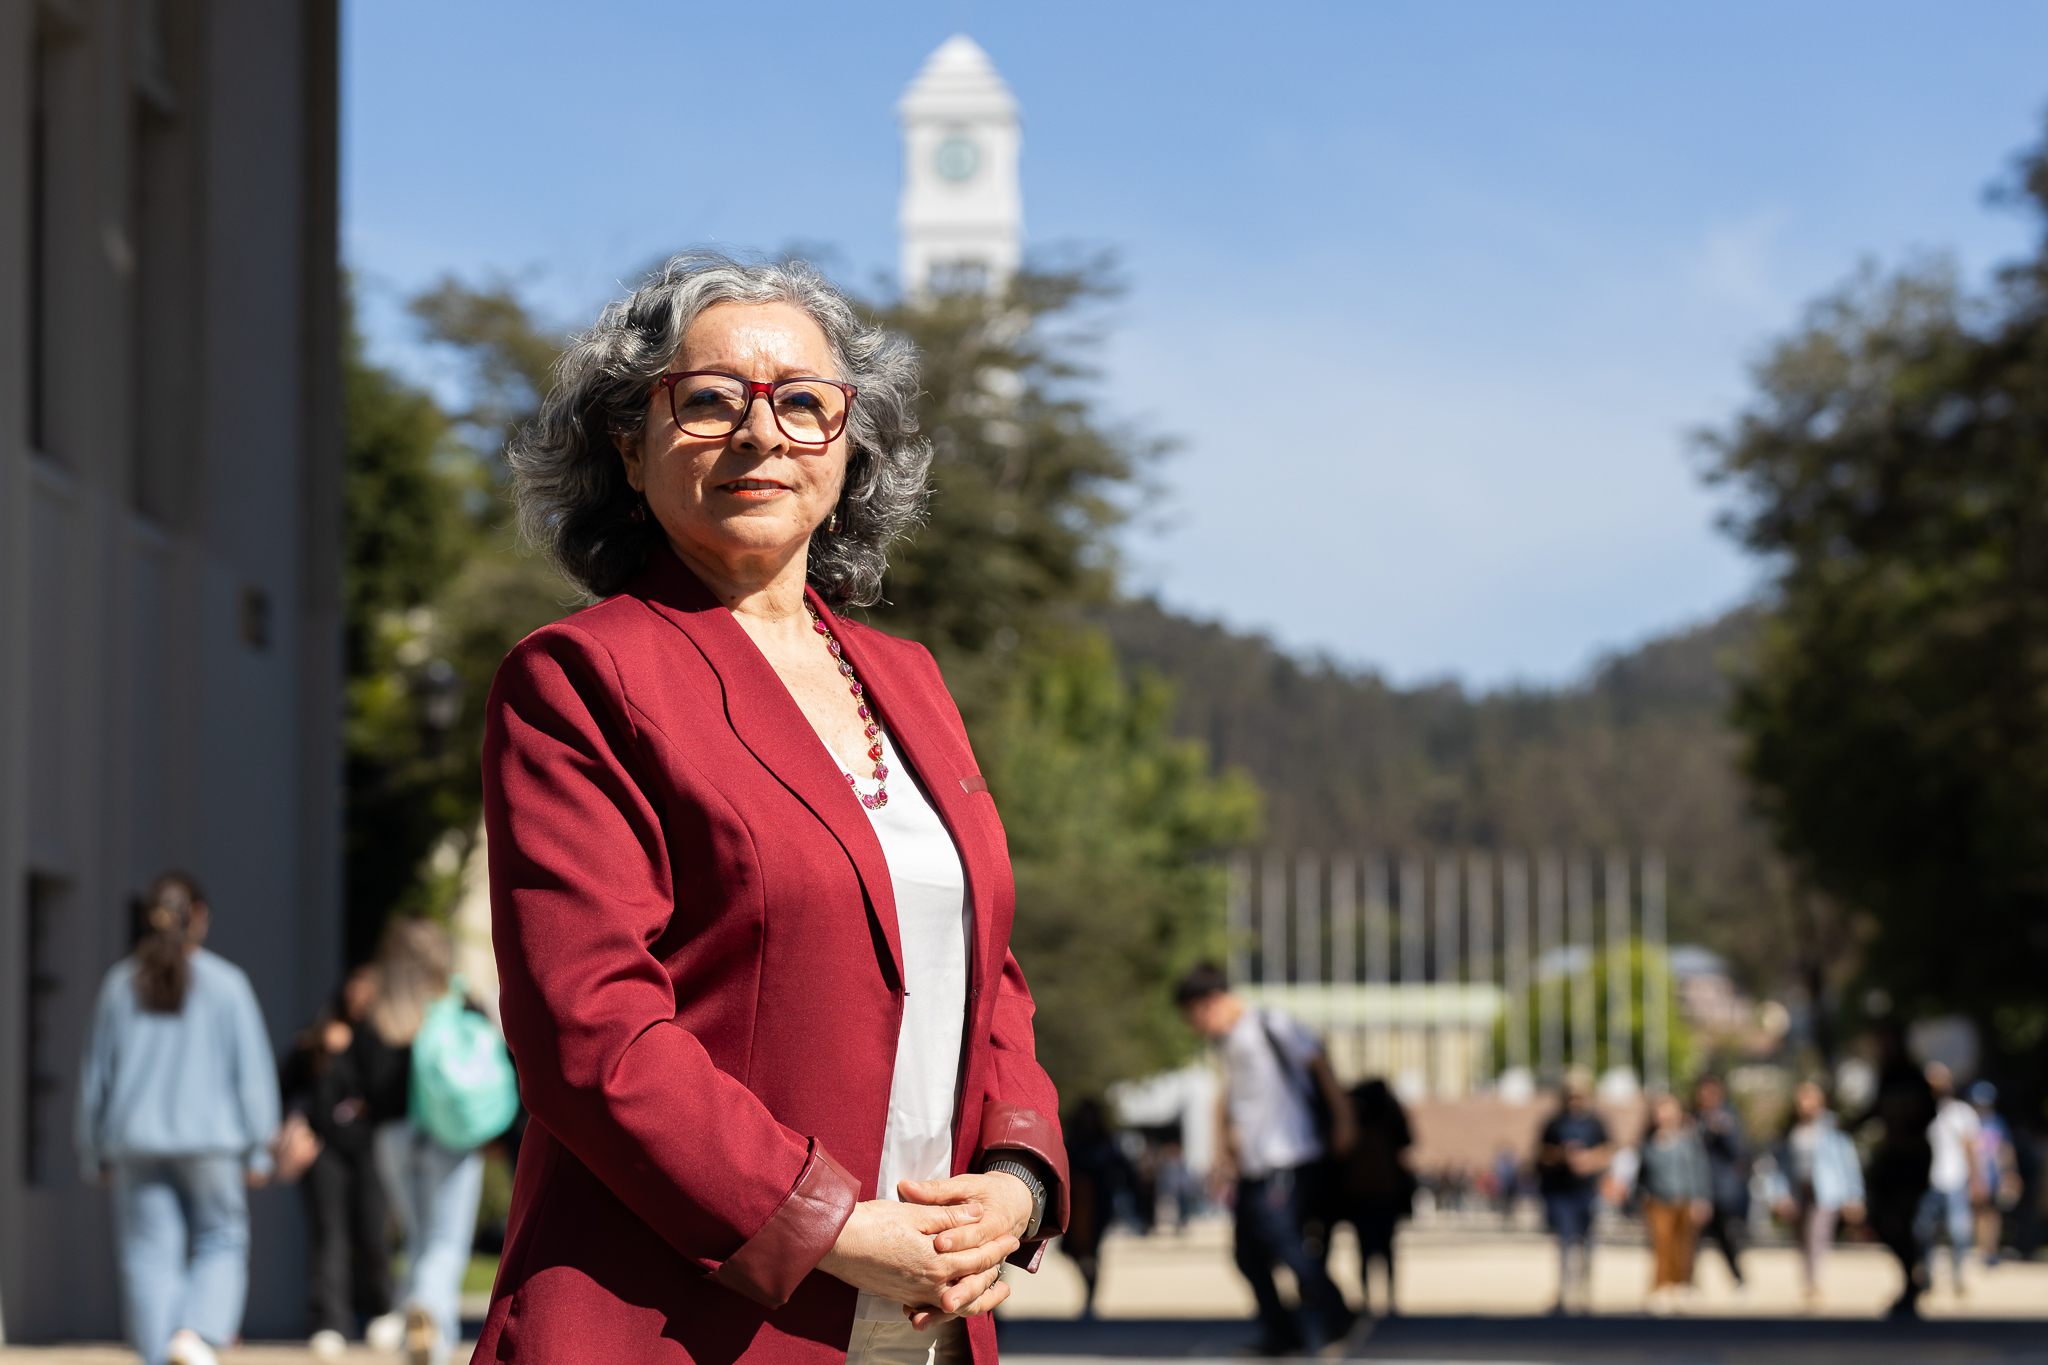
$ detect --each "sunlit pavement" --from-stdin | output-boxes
[999,1214,2048,1320]
[994,1215,2048,1363]
[5,1217,2044,1363]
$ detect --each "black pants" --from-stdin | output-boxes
[1870,1191,1927,1311]
[1698,1207,1744,1284]
[1234,1166,1346,1351]
[303,1144,390,1335]
[1343,1208,1399,1316]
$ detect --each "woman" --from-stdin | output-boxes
[1058,1100,1131,1319]
[477,254,1068,1364]
[75,872,280,1365]
[1334,1077,1416,1321]
[1772,1080,1865,1309]
[277,964,401,1356]
[1635,1093,1710,1312]
[362,918,488,1365]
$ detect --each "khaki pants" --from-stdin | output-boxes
[1643,1197,1699,1289]
[844,1318,969,1365]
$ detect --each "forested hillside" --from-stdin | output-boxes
[1098,600,1798,990]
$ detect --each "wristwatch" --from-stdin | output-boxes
[984,1157,1048,1241]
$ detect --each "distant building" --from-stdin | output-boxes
[0,0,342,1341]
[898,34,1022,296]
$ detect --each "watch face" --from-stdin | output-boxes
[934,136,981,183]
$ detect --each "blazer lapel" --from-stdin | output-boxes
[816,592,998,1004]
[632,550,906,992]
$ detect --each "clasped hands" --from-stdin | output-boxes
[818,1172,1034,1331]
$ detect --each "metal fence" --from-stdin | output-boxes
[1226,849,1672,1098]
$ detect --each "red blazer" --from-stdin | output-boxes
[473,547,1067,1364]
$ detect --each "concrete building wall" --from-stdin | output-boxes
[0,0,341,1340]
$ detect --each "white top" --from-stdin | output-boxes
[1218,1007,1323,1180]
[845,730,973,1321]
[1928,1097,1981,1193]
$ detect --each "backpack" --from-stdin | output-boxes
[409,974,518,1151]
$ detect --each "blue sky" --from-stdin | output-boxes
[344,0,2048,685]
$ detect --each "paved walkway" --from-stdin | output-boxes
[1000,1214,2048,1320]
[6,1217,2043,1363]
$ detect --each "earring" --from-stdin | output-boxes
[826,509,843,534]
[629,493,648,523]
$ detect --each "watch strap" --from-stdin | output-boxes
[985,1157,1048,1241]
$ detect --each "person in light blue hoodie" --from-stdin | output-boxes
[76,872,280,1365]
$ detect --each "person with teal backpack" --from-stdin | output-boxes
[411,971,520,1151]
[361,919,515,1365]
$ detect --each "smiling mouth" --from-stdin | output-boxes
[722,478,789,495]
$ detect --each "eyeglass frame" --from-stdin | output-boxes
[651,370,859,448]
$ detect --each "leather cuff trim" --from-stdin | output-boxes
[709,1140,859,1309]
[1006,1239,1048,1274]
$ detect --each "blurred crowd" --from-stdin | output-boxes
[74,874,521,1365]
[64,878,2047,1364]
[1072,967,2047,1348]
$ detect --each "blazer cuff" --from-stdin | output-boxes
[709,1140,859,1309]
[975,1099,1070,1252]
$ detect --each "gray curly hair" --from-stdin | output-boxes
[509,252,931,604]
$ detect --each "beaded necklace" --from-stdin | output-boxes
[807,603,889,809]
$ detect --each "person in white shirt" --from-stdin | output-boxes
[1918,1063,1981,1292]
[1178,964,1356,1354]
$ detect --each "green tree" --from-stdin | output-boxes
[988,632,1261,1100]
[343,285,569,960]
[1703,131,2048,1095]
[1492,940,1693,1088]
[343,310,470,961]
[862,263,1151,707]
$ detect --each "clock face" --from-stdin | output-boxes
[934,136,981,183]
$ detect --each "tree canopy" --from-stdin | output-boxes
[1702,132,2048,1090]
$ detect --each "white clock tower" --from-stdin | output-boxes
[897,35,1022,296]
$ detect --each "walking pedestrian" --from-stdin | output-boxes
[1637,1094,1710,1313]
[1918,1063,1981,1294]
[277,964,404,1357]
[362,918,509,1365]
[1858,1024,1935,1318]
[1331,1078,1415,1320]
[1492,1146,1521,1227]
[74,872,280,1365]
[1535,1069,1613,1316]
[1690,1074,1750,1290]
[1770,1080,1864,1310]
[1178,963,1357,1355]
[1969,1082,2018,1266]
[1058,1099,1132,1319]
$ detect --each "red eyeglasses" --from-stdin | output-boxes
[653,371,857,447]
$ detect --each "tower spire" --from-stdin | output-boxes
[897,35,1022,297]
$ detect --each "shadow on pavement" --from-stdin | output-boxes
[996,1313,2048,1363]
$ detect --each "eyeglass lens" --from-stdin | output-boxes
[671,375,848,444]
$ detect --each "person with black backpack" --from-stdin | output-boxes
[1177,964,1356,1355]
[1330,1078,1416,1320]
